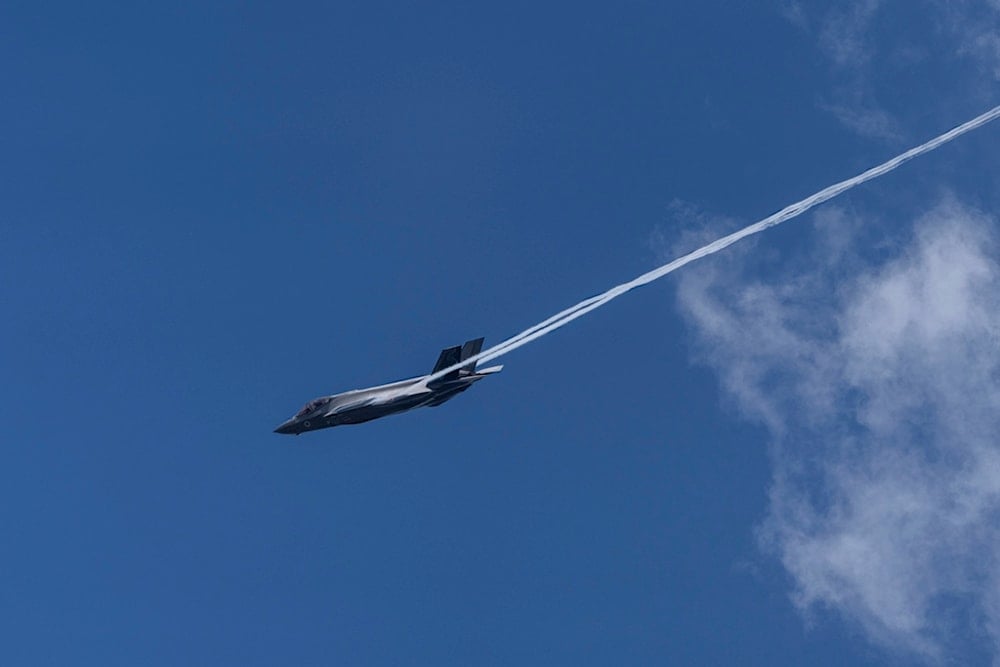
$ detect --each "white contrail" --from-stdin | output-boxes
[427,104,1000,384]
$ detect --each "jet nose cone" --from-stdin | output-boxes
[273,419,298,435]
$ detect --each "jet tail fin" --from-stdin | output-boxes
[429,338,485,383]
[460,337,484,372]
[431,345,462,375]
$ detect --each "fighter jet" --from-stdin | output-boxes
[273,338,502,435]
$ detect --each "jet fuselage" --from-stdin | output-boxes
[274,338,501,435]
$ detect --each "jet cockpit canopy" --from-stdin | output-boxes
[296,398,328,418]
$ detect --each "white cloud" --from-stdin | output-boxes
[672,200,1000,662]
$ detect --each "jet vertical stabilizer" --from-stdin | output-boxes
[459,337,484,373]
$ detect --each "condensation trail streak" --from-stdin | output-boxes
[427,105,1000,383]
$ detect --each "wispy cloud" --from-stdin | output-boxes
[779,1,809,31]
[673,199,1000,662]
[781,0,1000,140]
[784,0,897,140]
[938,0,1000,80]
[961,30,1000,80]
[817,0,883,68]
[819,93,902,141]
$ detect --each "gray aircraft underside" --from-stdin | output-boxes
[274,338,502,435]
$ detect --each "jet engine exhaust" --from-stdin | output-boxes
[426,104,1000,384]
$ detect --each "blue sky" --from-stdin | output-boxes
[3,2,1000,665]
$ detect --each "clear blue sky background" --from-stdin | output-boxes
[3,2,998,665]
